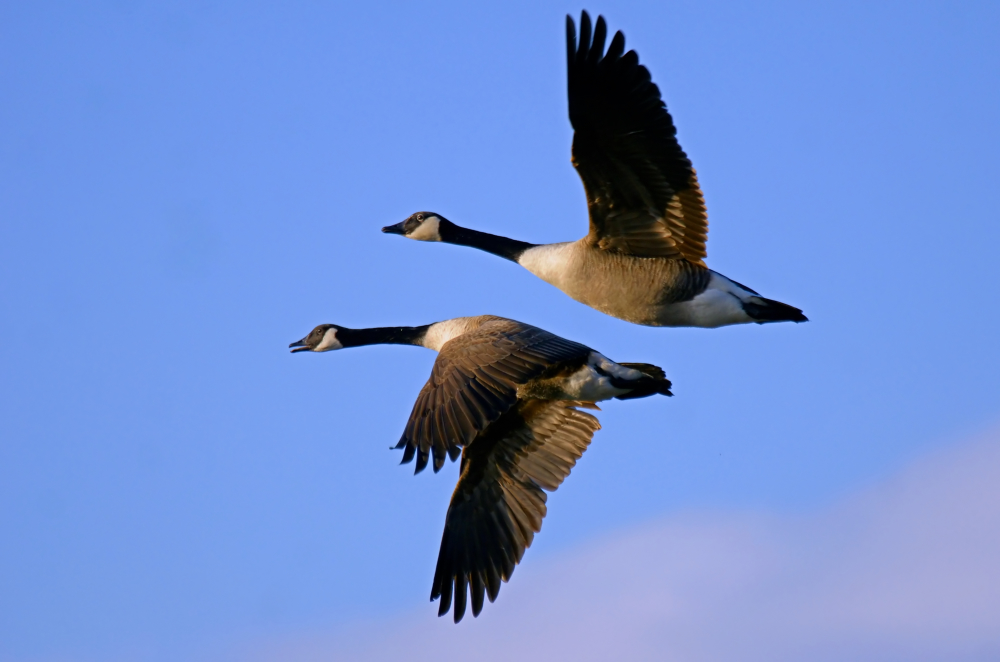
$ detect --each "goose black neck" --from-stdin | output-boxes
[440,223,535,262]
[337,325,430,348]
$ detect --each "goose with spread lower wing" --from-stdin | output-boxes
[289,315,672,622]
[382,12,806,328]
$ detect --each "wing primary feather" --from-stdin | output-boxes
[414,447,429,474]
[485,563,501,603]
[453,573,468,623]
[605,30,625,61]
[486,508,517,577]
[470,571,486,617]
[566,14,576,66]
[436,576,452,617]
[472,513,500,599]
[578,11,591,61]
[589,15,607,65]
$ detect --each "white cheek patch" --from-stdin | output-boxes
[314,328,343,351]
[407,215,442,242]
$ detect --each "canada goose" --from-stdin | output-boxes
[289,315,672,622]
[382,12,806,328]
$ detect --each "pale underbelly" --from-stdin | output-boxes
[564,280,753,327]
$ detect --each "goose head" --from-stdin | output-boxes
[289,324,344,353]
[382,212,452,242]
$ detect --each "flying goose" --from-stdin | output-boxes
[289,315,672,622]
[382,12,806,328]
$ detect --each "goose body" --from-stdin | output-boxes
[290,315,672,622]
[518,241,766,327]
[383,12,807,328]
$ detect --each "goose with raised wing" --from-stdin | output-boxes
[289,315,672,622]
[382,12,806,328]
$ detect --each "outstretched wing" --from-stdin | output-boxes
[568,11,708,263]
[431,399,601,622]
[395,320,591,474]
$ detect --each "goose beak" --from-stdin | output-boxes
[381,222,406,235]
[289,339,311,353]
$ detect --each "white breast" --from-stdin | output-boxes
[516,242,579,288]
[420,317,481,351]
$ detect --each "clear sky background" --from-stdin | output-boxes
[1,1,998,660]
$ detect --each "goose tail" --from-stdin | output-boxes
[742,297,809,324]
[612,363,673,400]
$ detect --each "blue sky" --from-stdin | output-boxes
[1,1,998,660]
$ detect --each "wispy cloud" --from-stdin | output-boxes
[242,427,1000,662]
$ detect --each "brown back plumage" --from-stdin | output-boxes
[394,319,591,473]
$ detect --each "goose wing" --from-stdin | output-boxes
[395,320,591,474]
[568,11,708,263]
[430,399,601,622]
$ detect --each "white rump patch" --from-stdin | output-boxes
[561,352,635,402]
[673,272,755,328]
[314,328,343,352]
[407,215,442,242]
[590,353,644,381]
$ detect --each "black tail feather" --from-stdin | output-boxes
[612,363,673,400]
[742,297,808,324]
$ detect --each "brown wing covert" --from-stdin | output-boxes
[394,321,591,473]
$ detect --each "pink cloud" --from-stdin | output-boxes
[244,426,1000,662]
